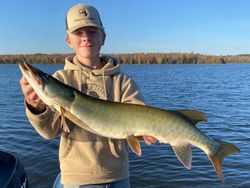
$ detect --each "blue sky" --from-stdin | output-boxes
[0,0,249,55]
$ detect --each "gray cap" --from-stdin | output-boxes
[66,4,105,34]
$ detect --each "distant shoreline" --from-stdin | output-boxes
[1,53,250,64]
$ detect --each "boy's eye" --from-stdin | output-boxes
[88,29,97,34]
[72,28,98,36]
[74,30,83,36]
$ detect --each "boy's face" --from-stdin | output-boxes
[66,26,104,59]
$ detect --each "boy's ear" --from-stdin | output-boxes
[102,31,106,46]
[66,34,73,48]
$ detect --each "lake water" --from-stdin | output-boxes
[0,64,249,188]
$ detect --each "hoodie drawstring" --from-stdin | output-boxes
[79,69,89,92]
[79,70,82,91]
[101,69,108,100]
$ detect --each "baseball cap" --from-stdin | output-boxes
[66,4,105,34]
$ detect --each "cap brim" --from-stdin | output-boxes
[67,23,104,33]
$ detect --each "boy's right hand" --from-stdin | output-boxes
[20,76,46,114]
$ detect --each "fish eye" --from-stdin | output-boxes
[39,74,50,82]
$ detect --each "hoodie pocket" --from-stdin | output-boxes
[59,132,72,161]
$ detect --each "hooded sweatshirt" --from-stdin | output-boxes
[25,56,145,185]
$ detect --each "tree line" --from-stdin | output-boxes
[0,53,250,64]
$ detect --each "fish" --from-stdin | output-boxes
[19,61,240,183]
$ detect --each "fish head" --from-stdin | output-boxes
[19,61,75,108]
[19,61,48,89]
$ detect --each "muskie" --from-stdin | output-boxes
[19,62,240,183]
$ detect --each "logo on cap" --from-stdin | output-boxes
[79,8,88,17]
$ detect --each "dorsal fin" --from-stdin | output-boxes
[177,110,207,125]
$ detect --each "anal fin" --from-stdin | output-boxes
[172,144,192,169]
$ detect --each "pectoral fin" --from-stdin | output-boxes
[127,136,142,156]
[60,106,70,133]
[172,144,192,169]
[63,108,99,134]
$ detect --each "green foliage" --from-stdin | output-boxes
[0,53,250,64]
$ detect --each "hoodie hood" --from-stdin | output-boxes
[64,56,120,76]
[62,55,121,102]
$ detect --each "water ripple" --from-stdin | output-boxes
[0,64,249,187]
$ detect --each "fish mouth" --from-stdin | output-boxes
[19,61,47,87]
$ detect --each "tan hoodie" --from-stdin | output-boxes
[26,56,145,185]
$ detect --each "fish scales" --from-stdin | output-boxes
[19,62,240,183]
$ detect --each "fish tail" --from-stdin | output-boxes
[208,141,240,183]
